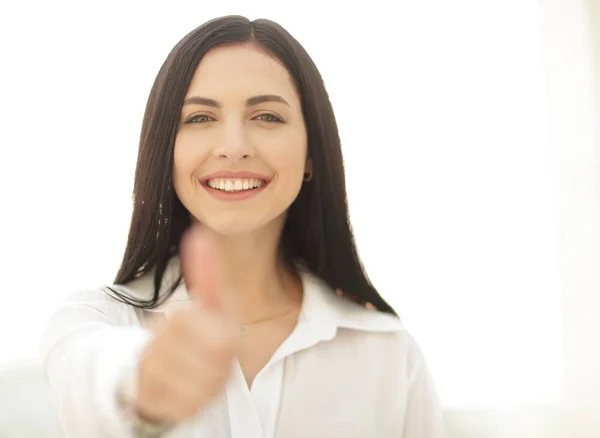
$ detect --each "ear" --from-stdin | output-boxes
[304,158,313,175]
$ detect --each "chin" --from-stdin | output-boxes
[196,214,266,236]
[195,211,286,238]
[207,222,260,236]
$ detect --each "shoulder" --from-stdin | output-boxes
[304,271,425,361]
[301,269,404,334]
[331,321,429,390]
[63,256,182,308]
[334,313,423,367]
[301,270,423,360]
[48,257,183,326]
[47,287,137,325]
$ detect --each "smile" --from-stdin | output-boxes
[206,177,266,192]
[201,174,271,202]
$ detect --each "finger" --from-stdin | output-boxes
[165,341,231,387]
[140,371,211,421]
[180,225,222,311]
[168,309,234,363]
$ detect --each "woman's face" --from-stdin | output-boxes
[173,43,309,236]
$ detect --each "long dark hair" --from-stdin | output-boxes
[107,15,398,316]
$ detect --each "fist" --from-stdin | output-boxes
[135,226,235,423]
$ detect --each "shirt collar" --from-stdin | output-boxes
[121,256,403,335]
[298,268,403,334]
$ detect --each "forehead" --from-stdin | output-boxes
[185,44,300,106]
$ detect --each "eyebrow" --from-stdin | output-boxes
[182,94,290,108]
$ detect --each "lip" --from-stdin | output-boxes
[200,170,272,183]
[199,170,272,202]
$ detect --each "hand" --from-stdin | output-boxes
[135,225,235,423]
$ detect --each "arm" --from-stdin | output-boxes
[39,289,153,438]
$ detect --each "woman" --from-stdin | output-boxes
[40,15,445,438]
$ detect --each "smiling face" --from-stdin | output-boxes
[172,43,310,236]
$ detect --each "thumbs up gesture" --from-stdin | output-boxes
[135,225,236,423]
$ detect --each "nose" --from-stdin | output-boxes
[212,123,255,162]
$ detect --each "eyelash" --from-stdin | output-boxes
[184,113,284,124]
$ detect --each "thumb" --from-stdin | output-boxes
[180,225,223,311]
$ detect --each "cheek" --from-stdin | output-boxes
[267,144,307,208]
[282,153,306,181]
[269,145,306,186]
[172,135,207,183]
[261,131,308,180]
[172,136,209,206]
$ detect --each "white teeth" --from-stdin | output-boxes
[207,178,265,192]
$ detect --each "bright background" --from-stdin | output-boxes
[1,0,598,436]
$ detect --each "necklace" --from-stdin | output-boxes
[236,308,296,337]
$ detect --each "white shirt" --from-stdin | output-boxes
[39,258,445,437]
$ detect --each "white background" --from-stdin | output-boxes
[0,0,593,416]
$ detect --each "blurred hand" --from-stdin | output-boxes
[135,225,235,423]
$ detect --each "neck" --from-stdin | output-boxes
[204,224,302,321]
